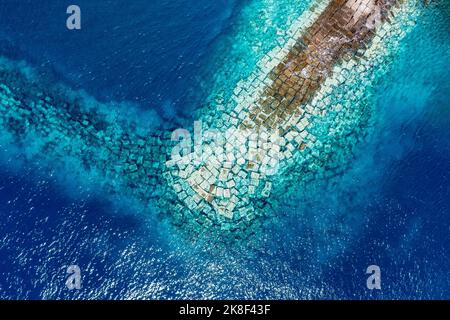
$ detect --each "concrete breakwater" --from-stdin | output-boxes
[0,0,424,240]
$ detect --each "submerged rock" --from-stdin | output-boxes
[0,0,426,241]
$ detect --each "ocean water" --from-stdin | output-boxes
[0,0,449,299]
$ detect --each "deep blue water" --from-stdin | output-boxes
[0,0,240,120]
[0,0,449,299]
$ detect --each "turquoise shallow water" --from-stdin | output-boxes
[0,0,449,299]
